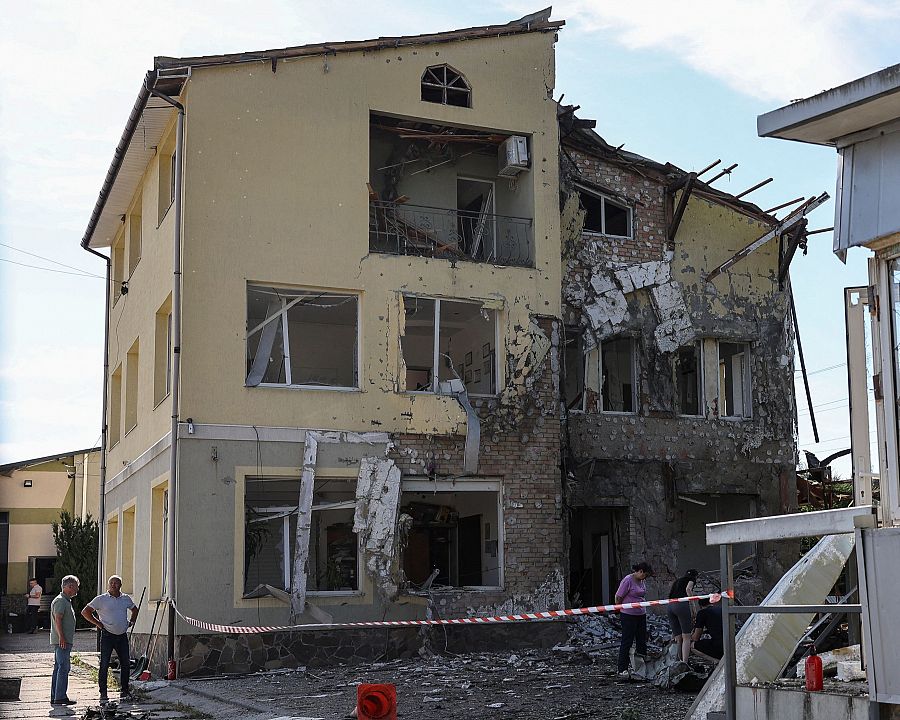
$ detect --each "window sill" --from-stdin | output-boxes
[720,415,752,422]
[582,230,634,241]
[153,392,171,411]
[403,586,503,595]
[599,410,637,416]
[401,390,499,399]
[249,383,361,392]
[124,423,138,438]
[240,589,364,600]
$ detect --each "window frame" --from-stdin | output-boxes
[243,476,363,597]
[401,294,501,398]
[717,340,752,420]
[400,478,503,592]
[576,185,633,239]
[420,64,472,108]
[598,336,638,414]
[246,285,361,392]
[676,340,705,417]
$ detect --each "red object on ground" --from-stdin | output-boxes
[805,650,823,692]
[167,659,177,680]
[357,683,397,720]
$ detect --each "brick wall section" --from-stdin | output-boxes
[388,316,564,615]
[567,148,669,264]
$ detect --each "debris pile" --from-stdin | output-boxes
[567,612,672,652]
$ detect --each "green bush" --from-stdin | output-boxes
[52,511,99,626]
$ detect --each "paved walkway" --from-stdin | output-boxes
[0,631,314,719]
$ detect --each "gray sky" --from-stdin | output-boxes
[2,0,899,476]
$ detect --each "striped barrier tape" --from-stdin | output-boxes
[172,590,734,635]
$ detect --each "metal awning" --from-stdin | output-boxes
[757,63,900,146]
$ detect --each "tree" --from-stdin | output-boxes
[52,511,99,626]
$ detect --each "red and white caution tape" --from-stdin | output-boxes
[172,591,733,635]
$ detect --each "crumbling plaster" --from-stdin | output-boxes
[559,145,798,594]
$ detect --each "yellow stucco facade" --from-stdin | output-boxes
[0,451,99,594]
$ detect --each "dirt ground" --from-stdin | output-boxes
[191,646,701,720]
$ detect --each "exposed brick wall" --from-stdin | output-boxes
[565,148,669,264]
[388,316,565,615]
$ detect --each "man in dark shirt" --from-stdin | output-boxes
[691,598,724,661]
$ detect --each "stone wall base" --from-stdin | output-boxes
[131,621,569,677]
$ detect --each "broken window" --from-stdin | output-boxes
[600,337,636,413]
[401,296,498,395]
[562,329,585,411]
[421,65,471,108]
[676,341,703,416]
[718,341,751,418]
[246,286,358,389]
[400,481,501,589]
[244,477,359,595]
[578,188,632,238]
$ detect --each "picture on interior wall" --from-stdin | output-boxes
[482,342,491,358]
[465,351,473,365]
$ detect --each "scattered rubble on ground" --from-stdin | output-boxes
[165,620,705,719]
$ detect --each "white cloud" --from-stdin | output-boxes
[552,0,900,102]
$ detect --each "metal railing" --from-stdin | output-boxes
[369,201,534,268]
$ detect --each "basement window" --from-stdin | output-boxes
[600,337,636,413]
[718,341,751,419]
[676,341,703,416]
[401,296,498,396]
[421,65,471,108]
[400,480,502,590]
[579,189,632,238]
[246,286,358,389]
[244,477,359,595]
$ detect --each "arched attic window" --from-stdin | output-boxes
[421,65,471,108]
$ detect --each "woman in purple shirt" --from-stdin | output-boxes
[615,561,653,676]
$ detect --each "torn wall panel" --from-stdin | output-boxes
[354,457,403,600]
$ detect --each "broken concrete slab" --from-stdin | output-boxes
[687,533,856,720]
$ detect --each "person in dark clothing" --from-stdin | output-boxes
[691,598,724,660]
[667,569,698,662]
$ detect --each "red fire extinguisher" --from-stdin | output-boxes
[805,645,823,692]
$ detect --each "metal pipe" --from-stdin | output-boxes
[707,163,738,185]
[721,544,736,720]
[146,74,185,673]
[791,289,820,443]
[735,177,773,199]
[765,196,804,214]
[730,604,862,614]
[696,159,721,177]
[81,243,111,653]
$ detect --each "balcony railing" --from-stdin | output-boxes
[369,201,534,268]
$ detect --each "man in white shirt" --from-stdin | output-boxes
[25,578,42,633]
[81,575,138,703]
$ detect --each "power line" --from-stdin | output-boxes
[0,257,105,279]
[794,362,846,376]
[0,242,104,278]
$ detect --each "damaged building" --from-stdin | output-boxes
[80,13,567,675]
[77,7,807,677]
[557,113,799,604]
